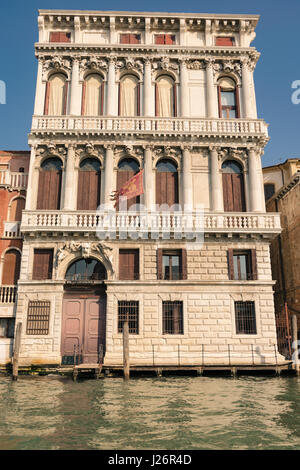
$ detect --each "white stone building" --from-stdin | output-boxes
[15,9,284,368]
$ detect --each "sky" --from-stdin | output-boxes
[0,0,299,167]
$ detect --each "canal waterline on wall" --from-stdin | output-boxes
[0,375,300,450]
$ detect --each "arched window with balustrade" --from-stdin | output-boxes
[36,157,63,210]
[222,160,246,212]
[77,158,101,210]
[156,159,179,206]
[217,77,240,118]
[44,73,68,115]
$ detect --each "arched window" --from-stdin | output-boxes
[44,73,68,116]
[65,258,107,281]
[82,74,104,116]
[77,158,101,210]
[264,183,275,201]
[117,158,140,210]
[119,75,140,116]
[9,197,25,222]
[36,157,63,210]
[217,77,240,118]
[222,160,246,212]
[2,249,21,285]
[155,76,177,117]
[156,159,179,206]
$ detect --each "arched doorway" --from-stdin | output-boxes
[222,160,246,212]
[61,258,107,365]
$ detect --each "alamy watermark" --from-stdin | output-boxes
[291,80,300,104]
[0,80,6,104]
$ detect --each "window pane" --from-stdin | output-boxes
[239,255,247,280]
[228,109,237,118]
[221,91,235,106]
[0,319,8,337]
[171,255,180,280]
[163,255,170,280]
[233,256,239,280]
[7,318,15,338]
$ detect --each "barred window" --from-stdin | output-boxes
[118,301,139,334]
[235,301,257,334]
[26,301,50,335]
[162,301,183,334]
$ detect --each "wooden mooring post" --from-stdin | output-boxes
[12,322,22,381]
[123,319,130,381]
[292,314,300,376]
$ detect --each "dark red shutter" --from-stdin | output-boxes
[155,34,165,45]
[228,249,234,280]
[235,86,241,118]
[250,249,258,280]
[120,34,130,44]
[216,37,234,46]
[50,32,70,42]
[181,249,187,280]
[50,32,60,42]
[32,249,53,280]
[119,250,139,280]
[2,250,20,285]
[44,81,50,115]
[37,170,62,210]
[157,249,163,280]
[77,171,100,210]
[165,34,175,45]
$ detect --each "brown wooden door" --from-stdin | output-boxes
[156,171,179,206]
[61,294,106,364]
[222,173,246,212]
[37,170,62,210]
[10,198,25,221]
[77,170,101,210]
[2,250,21,285]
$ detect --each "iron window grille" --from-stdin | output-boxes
[118,301,139,334]
[235,301,257,334]
[26,301,50,335]
[162,301,184,334]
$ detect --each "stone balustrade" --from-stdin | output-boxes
[20,210,281,236]
[0,170,28,190]
[0,286,17,304]
[31,116,268,137]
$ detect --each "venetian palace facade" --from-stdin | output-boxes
[10,10,285,367]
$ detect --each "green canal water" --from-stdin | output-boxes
[0,374,299,450]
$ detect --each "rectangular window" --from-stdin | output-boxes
[235,301,257,334]
[49,32,71,42]
[216,37,234,46]
[157,249,187,280]
[120,33,141,44]
[119,249,139,280]
[118,301,139,334]
[162,301,183,334]
[154,34,176,45]
[32,249,53,280]
[26,301,50,335]
[0,318,15,338]
[228,249,257,281]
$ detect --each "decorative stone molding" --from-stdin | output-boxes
[75,143,104,165]
[117,57,144,73]
[36,143,67,160]
[186,60,205,70]
[79,56,108,78]
[56,241,114,274]
[41,56,71,80]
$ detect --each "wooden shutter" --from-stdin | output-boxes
[10,198,25,221]
[50,32,70,43]
[117,169,138,211]
[157,249,163,280]
[216,37,234,46]
[165,34,175,45]
[44,81,51,115]
[119,250,139,280]
[235,86,241,118]
[120,34,130,44]
[77,170,100,210]
[32,249,53,280]
[181,249,187,280]
[130,34,140,44]
[228,249,234,280]
[2,250,20,285]
[155,34,165,44]
[217,86,222,118]
[49,32,61,42]
[250,249,258,281]
[222,173,245,212]
[37,170,62,210]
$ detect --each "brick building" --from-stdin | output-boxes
[2,10,286,368]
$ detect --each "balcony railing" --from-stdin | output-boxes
[3,221,21,238]
[31,116,268,137]
[21,210,281,235]
[0,286,17,304]
[0,170,28,190]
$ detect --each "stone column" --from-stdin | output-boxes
[210,146,223,212]
[205,60,218,118]
[144,59,153,117]
[62,144,76,210]
[106,57,116,116]
[241,59,254,119]
[144,146,154,210]
[180,60,189,118]
[248,147,263,212]
[104,145,115,208]
[69,58,81,116]
[25,145,37,210]
[179,18,186,46]
[182,147,193,210]
[33,60,46,115]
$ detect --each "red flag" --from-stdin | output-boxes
[110,169,144,208]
